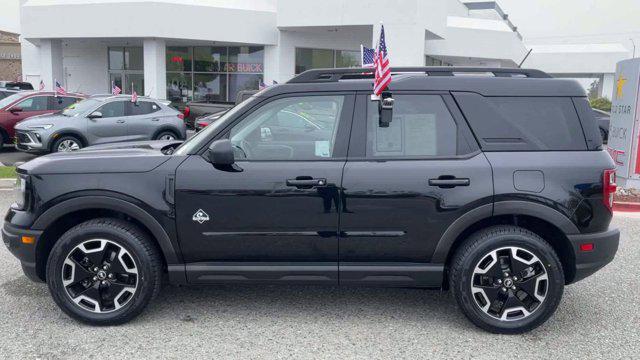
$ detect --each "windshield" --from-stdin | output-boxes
[62,98,103,117]
[174,95,261,156]
[0,93,26,109]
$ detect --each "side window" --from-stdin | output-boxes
[97,101,125,118]
[230,95,345,160]
[14,96,48,111]
[50,96,79,111]
[366,95,458,157]
[126,101,161,116]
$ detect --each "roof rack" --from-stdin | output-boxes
[288,66,552,83]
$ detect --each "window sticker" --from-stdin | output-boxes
[315,140,331,157]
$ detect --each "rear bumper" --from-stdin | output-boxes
[2,221,43,282]
[567,227,619,284]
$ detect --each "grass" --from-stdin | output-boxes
[0,166,16,179]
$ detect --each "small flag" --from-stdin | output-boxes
[373,24,391,96]
[272,80,278,85]
[131,83,138,103]
[38,80,45,91]
[361,45,376,68]
[55,79,66,96]
[112,81,121,95]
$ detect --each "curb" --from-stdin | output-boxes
[613,201,640,212]
[0,178,15,189]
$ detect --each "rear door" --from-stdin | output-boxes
[339,92,493,286]
[87,100,128,144]
[125,101,163,140]
[49,96,82,112]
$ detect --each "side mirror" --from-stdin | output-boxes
[9,106,23,114]
[207,139,235,166]
[87,111,102,119]
[378,96,394,128]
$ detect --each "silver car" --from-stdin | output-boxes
[14,95,187,153]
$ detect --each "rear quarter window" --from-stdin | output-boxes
[454,93,587,151]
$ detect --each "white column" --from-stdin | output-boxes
[602,73,615,100]
[39,39,64,91]
[263,32,296,84]
[143,38,166,99]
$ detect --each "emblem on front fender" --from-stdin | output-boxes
[192,209,210,224]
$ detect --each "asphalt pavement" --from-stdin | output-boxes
[0,146,37,166]
[0,192,638,359]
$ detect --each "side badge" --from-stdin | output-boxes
[192,209,210,224]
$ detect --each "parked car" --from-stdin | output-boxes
[194,109,229,132]
[0,91,85,148]
[593,108,610,143]
[4,67,618,334]
[0,81,35,90]
[184,89,257,129]
[14,95,187,153]
[0,89,18,100]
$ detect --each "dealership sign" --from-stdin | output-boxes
[608,58,640,187]
[0,45,21,60]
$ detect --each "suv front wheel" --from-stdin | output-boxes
[46,218,162,325]
[450,225,564,334]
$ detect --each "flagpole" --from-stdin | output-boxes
[360,44,364,68]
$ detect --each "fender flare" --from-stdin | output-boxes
[430,201,579,263]
[32,196,181,265]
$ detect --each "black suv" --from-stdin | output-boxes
[3,67,619,333]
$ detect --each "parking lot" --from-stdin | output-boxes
[0,193,637,359]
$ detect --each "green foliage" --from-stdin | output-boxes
[590,97,611,112]
[0,166,16,179]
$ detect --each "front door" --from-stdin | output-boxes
[87,100,129,144]
[175,93,354,284]
[339,93,493,286]
[7,95,52,137]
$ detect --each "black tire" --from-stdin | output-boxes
[52,135,83,153]
[46,218,162,325]
[449,225,564,334]
[154,131,178,141]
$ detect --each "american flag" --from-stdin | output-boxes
[55,79,66,95]
[361,45,375,68]
[112,81,121,95]
[373,25,391,96]
[38,80,45,91]
[131,83,138,103]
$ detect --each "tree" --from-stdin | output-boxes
[590,97,612,112]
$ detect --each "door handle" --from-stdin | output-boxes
[286,177,327,188]
[116,119,125,124]
[428,176,470,188]
[151,118,159,121]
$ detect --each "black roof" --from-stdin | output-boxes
[259,67,586,97]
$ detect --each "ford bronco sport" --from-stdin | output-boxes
[3,67,619,333]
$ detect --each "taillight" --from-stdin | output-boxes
[196,121,208,128]
[603,169,617,211]
[183,106,190,118]
[177,113,184,120]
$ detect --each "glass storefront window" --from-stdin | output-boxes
[336,50,360,68]
[167,47,192,72]
[229,74,261,102]
[295,48,334,74]
[109,47,124,70]
[166,72,192,104]
[227,46,264,73]
[125,47,144,70]
[194,46,226,72]
[193,74,227,103]
[125,73,145,96]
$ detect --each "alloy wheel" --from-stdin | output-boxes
[470,246,548,321]
[57,139,80,152]
[61,239,138,313]
[159,134,175,140]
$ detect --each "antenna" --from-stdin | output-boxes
[518,49,533,68]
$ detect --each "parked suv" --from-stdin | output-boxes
[0,91,85,149]
[14,95,187,153]
[3,67,619,333]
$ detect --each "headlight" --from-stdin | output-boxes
[14,175,28,210]
[28,124,53,130]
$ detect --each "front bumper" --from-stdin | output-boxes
[567,227,619,283]
[2,220,43,282]
[14,130,47,153]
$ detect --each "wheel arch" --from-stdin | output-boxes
[32,196,184,282]
[0,125,9,143]
[50,130,89,151]
[152,126,181,140]
[434,201,578,286]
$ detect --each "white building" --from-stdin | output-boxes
[16,0,528,105]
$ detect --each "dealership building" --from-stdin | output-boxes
[15,0,631,104]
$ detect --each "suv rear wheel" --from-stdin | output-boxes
[449,225,564,334]
[154,131,177,141]
[46,218,162,325]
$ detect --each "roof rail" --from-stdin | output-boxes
[288,66,552,83]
